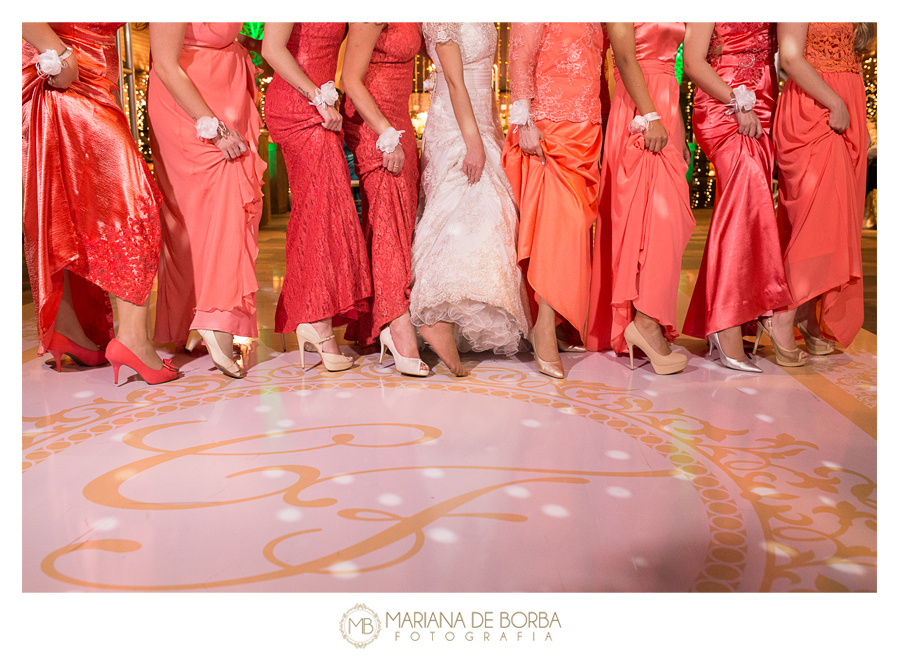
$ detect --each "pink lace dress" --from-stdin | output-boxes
[341,23,422,347]
[266,23,372,335]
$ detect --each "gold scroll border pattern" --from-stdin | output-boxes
[803,348,876,410]
[24,357,869,591]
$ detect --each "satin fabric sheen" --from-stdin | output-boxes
[342,23,422,347]
[585,22,694,353]
[502,119,602,343]
[773,23,867,347]
[150,22,266,344]
[22,22,163,355]
[682,23,792,339]
[268,23,372,335]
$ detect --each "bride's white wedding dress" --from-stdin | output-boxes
[410,22,531,356]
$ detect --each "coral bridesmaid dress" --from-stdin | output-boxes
[149,22,266,344]
[773,23,867,347]
[22,22,162,355]
[501,23,607,346]
[341,23,422,347]
[267,23,372,335]
[682,23,792,340]
[586,22,695,354]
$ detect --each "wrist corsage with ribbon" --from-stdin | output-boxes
[309,81,340,107]
[725,85,756,115]
[376,127,405,154]
[628,112,661,134]
[509,100,534,133]
[36,47,72,77]
[196,116,227,141]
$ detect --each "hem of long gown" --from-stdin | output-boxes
[783,275,862,347]
[412,299,526,356]
[683,284,794,338]
[274,297,368,337]
[191,305,258,339]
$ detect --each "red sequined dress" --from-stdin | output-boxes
[266,22,372,335]
[682,22,792,339]
[773,23,867,346]
[341,23,422,346]
[22,22,162,355]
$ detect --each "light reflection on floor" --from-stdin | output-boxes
[21,215,876,593]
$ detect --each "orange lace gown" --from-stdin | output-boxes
[585,22,695,353]
[500,23,608,346]
[341,23,422,347]
[149,22,266,344]
[682,23,792,339]
[773,23,867,347]
[22,22,163,355]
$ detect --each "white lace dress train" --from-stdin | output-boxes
[410,22,531,356]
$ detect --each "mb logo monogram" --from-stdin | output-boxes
[340,604,382,648]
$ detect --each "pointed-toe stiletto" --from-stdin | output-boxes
[753,318,807,367]
[379,327,429,376]
[708,332,762,373]
[796,323,835,356]
[46,331,108,371]
[556,338,587,353]
[296,324,354,372]
[623,321,687,375]
[105,338,179,385]
[197,329,243,378]
[530,329,565,379]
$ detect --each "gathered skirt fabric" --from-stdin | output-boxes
[22,24,162,355]
[267,77,372,334]
[773,72,867,347]
[501,119,602,345]
[585,67,695,354]
[682,65,792,339]
[410,86,531,355]
[149,41,266,344]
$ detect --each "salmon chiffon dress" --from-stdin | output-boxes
[773,22,867,347]
[501,23,608,347]
[267,23,372,335]
[341,23,422,347]
[22,22,163,355]
[585,22,695,354]
[149,22,266,344]
[682,23,792,340]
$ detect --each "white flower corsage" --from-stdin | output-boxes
[509,100,533,133]
[423,73,436,92]
[725,85,757,115]
[376,127,405,154]
[196,116,226,141]
[628,112,661,135]
[36,47,72,77]
[309,81,340,107]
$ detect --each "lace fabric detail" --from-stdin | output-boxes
[509,22,605,124]
[423,22,461,45]
[707,22,776,87]
[412,22,531,354]
[804,22,861,74]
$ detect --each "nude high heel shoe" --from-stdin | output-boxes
[623,321,687,375]
[379,327,429,377]
[185,331,203,353]
[296,324,354,372]
[752,318,807,367]
[796,323,835,356]
[197,329,243,378]
[530,329,565,379]
[708,332,762,373]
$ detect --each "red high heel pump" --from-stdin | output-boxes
[47,331,108,371]
[106,338,179,385]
